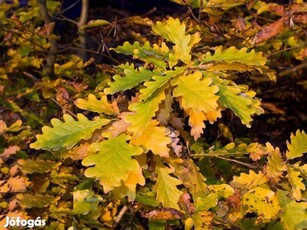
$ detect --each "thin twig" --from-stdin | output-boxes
[279,61,307,77]
[215,156,258,169]
[113,205,128,228]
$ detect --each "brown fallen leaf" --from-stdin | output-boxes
[252,18,284,45]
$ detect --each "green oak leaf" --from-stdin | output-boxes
[30,113,110,150]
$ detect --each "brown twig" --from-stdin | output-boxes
[113,205,128,228]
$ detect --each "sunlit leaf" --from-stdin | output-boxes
[112,41,168,69]
[202,46,267,66]
[172,71,219,113]
[30,114,110,150]
[152,17,201,66]
[131,121,171,157]
[243,187,280,222]
[82,134,144,193]
[215,78,264,127]
[104,64,156,94]
[230,170,268,189]
[74,94,119,115]
[154,161,183,209]
[286,130,307,160]
[125,87,166,136]
[287,167,305,201]
[280,201,307,230]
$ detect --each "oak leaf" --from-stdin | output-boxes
[280,201,307,230]
[186,108,206,141]
[104,63,156,94]
[286,130,307,160]
[230,170,268,189]
[172,71,219,113]
[131,121,171,157]
[243,187,280,222]
[82,134,144,193]
[30,114,110,150]
[125,87,166,136]
[154,161,183,209]
[113,168,145,201]
[202,46,267,66]
[287,167,305,201]
[74,94,119,115]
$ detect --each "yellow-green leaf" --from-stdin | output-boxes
[112,41,167,69]
[202,46,267,66]
[230,170,268,189]
[286,130,307,160]
[152,17,200,66]
[80,19,110,29]
[281,201,307,230]
[287,167,305,201]
[154,162,183,209]
[139,67,185,101]
[30,114,110,150]
[215,79,264,127]
[125,87,166,136]
[74,94,119,115]
[172,71,219,113]
[104,64,156,94]
[82,134,144,193]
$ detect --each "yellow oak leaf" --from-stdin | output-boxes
[131,121,171,157]
[172,71,219,113]
[230,170,268,189]
[113,168,145,201]
[186,108,206,141]
[287,167,305,201]
[265,143,287,183]
[204,109,222,124]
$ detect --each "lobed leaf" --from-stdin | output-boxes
[125,87,166,136]
[112,41,168,69]
[215,79,264,127]
[243,187,280,222]
[82,134,144,193]
[139,67,185,101]
[30,114,110,150]
[172,71,219,113]
[74,94,119,115]
[152,17,200,66]
[287,167,305,201]
[202,46,267,66]
[230,170,268,189]
[286,130,307,160]
[154,162,183,210]
[105,64,156,94]
[131,121,171,157]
